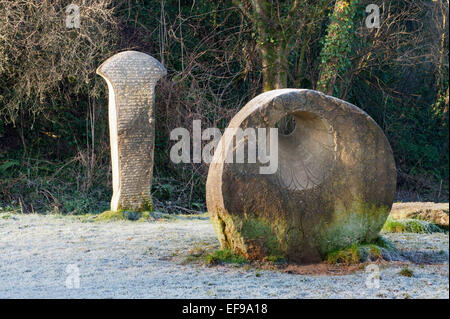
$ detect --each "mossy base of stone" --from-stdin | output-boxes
[116,197,154,213]
[211,202,392,264]
[100,198,155,221]
[97,210,151,222]
[97,210,209,223]
[239,217,285,259]
[325,235,397,265]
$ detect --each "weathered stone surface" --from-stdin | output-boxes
[206,89,397,263]
[97,51,166,212]
[390,202,449,229]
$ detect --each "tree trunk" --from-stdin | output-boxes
[260,43,288,91]
[317,0,358,95]
[237,0,298,91]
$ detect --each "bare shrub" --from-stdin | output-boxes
[0,0,119,124]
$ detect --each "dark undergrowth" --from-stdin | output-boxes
[0,0,448,214]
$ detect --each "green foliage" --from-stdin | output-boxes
[346,1,449,199]
[382,217,444,234]
[266,255,286,263]
[353,78,448,198]
[0,152,110,214]
[96,210,151,222]
[325,235,396,265]
[0,0,448,214]
[374,235,397,251]
[205,249,248,265]
[398,267,414,277]
[326,244,361,265]
[182,244,216,264]
[317,0,360,93]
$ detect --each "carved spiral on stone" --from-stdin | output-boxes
[275,111,336,191]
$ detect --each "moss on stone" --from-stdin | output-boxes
[325,235,396,265]
[212,213,232,249]
[215,200,393,263]
[318,201,391,256]
[116,197,153,213]
[240,218,284,257]
[326,244,361,265]
[96,210,126,221]
[96,210,151,222]
[140,198,154,212]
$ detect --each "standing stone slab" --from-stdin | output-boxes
[97,51,166,212]
[206,89,397,263]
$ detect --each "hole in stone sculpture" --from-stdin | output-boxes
[276,114,296,136]
[276,111,336,191]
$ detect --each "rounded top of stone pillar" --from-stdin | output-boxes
[96,50,167,82]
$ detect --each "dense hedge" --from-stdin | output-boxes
[0,0,448,214]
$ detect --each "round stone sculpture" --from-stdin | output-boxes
[206,89,396,263]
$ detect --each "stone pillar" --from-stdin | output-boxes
[97,51,166,212]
